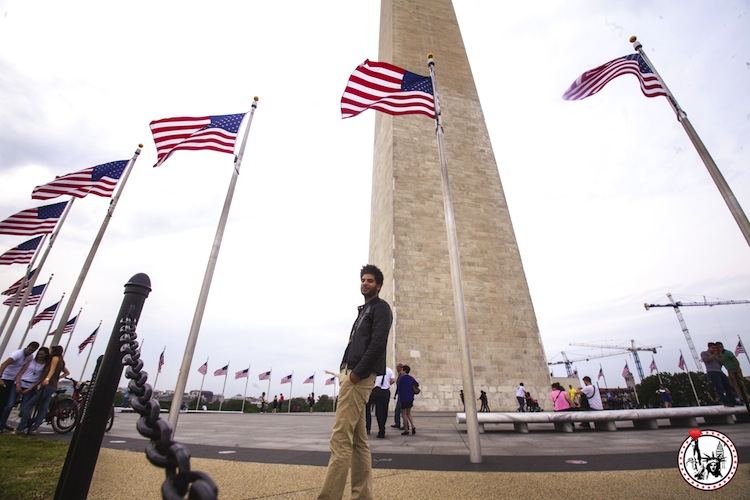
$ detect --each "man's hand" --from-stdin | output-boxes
[349,371,361,384]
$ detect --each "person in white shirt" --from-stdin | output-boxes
[0,342,39,433]
[516,383,526,412]
[369,366,395,438]
[576,376,603,428]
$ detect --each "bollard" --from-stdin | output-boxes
[55,273,151,500]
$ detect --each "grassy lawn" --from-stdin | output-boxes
[0,434,69,500]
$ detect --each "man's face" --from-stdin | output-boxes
[24,345,37,356]
[360,273,380,299]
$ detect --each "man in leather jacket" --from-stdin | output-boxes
[318,264,392,500]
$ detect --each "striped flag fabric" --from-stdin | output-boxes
[0,201,68,236]
[280,374,293,384]
[77,326,99,354]
[149,113,246,167]
[3,283,46,307]
[61,315,78,335]
[678,354,686,371]
[649,359,657,374]
[325,376,336,386]
[597,367,604,380]
[0,236,43,265]
[32,160,129,200]
[562,53,667,101]
[736,340,746,356]
[258,370,271,381]
[303,374,314,384]
[158,349,165,373]
[341,59,435,119]
[622,363,631,378]
[235,368,249,380]
[1,268,36,295]
[197,361,208,375]
[214,364,229,376]
[31,300,60,326]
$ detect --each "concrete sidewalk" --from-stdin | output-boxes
[70,411,750,498]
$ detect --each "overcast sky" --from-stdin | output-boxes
[1,1,748,403]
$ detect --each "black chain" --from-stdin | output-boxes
[120,312,218,499]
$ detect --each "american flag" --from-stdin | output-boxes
[214,364,229,376]
[597,367,604,379]
[3,283,46,307]
[0,201,68,236]
[341,59,435,119]
[158,349,165,373]
[280,374,293,384]
[736,340,746,356]
[562,53,668,101]
[61,315,78,335]
[622,363,631,378]
[303,374,314,384]
[31,160,129,200]
[77,326,99,354]
[32,300,60,326]
[649,359,657,374]
[0,236,43,265]
[1,268,36,295]
[149,113,246,167]
[235,368,249,380]
[197,361,208,375]
[325,376,336,386]
[258,370,271,381]
[678,354,686,371]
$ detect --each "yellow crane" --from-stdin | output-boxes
[644,293,750,372]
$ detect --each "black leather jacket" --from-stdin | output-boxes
[340,296,392,379]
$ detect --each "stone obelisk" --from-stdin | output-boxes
[370,0,550,411]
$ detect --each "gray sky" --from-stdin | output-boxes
[1,1,749,403]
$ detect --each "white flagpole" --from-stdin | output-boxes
[681,349,701,406]
[241,364,251,413]
[0,246,46,343]
[631,36,750,246]
[79,320,102,380]
[153,347,165,393]
[169,99,259,434]
[219,361,229,412]
[267,368,272,402]
[16,273,53,349]
[653,356,664,385]
[427,53,482,463]
[196,358,208,411]
[0,197,74,358]
[287,371,294,413]
[739,335,750,367]
[51,146,142,345]
[599,363,609,390]
[41,293,65,347]
[62,308,83,353]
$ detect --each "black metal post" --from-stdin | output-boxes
[55,273,151,500]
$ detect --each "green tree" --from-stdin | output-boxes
[636,372,718,407]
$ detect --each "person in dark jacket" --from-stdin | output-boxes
[318,264,392,500]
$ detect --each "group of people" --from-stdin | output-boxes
[365,362,419,439]
[0,342,69,435]
[701,341,748,405]
[549,377,603,427]
[258,392,287,413]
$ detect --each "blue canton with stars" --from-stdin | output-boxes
[401,71,434,95]
[623,53,655,74]
[207,113,245,133]
[92,160,128,182]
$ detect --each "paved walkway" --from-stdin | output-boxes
[40,410,750,498]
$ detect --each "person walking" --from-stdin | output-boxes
[478,390,490,412]
[369,367,395,438]
[396,365,419,434]
[515,383,526,412]
[391,363,404,430]
[318,265,392,500]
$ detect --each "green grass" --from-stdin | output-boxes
[0,434,69,500]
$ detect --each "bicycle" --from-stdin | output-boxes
[64,377,115,433]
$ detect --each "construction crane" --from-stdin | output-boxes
[644,293,750,373]
[547,348,640,378]
[569,339,661,381]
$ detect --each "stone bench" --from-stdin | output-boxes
[456,405,749,433]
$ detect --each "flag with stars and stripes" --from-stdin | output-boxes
[649,359,657,374]
[280,374,293,384]
[158,349,165,373]
[149,113,246,167]
[622,363,631,378]
[3,283,46,307]
[1,268,36,296]
[31,160,129,200]
[258,370,271,381]
[60,315,78,335]
[235,368,249,379]
[678,354,686,371]
[197,361,208,375]
[0,201,68,236]
[303,374,314,384]
[563,53,667,101]
[325,376,336,386]
[0,236,43,265]
[736,340,746,356]
[32,300,60,326]
[214,364,229,376]
[341,59,435,119]
[77,326,99,354]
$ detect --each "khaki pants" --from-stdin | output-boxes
[318,370,376,500]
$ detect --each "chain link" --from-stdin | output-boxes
[120,312,218,499]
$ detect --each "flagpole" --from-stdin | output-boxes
[169,99,259,434]
[219,361,229,412]
[41,293,65,347]
[16,273,53,349]
[287,371,294,413]
[599,363,609,390]
[196,358,208,411]
[50,146,142,346]
[0,244,45,344]
[63,308,83,354]
[739,335,750,367]
[79,320,102,380]
[267,368,272,403]
[680,349,701,406]
[153,347,165,392]
[241,364,250,413]
[631,36,750,246]
[427,53,482,463]
[0,197,73,358]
